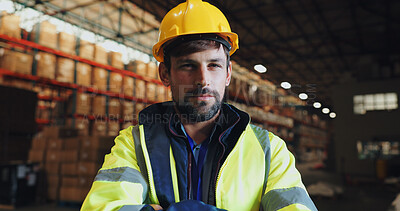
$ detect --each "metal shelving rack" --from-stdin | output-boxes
[0,33,166,129]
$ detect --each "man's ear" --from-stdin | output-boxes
[159,62,170,87]
[225,61,232,86]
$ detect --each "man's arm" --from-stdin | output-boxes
[81,126,156,211]
[261,133,317,211]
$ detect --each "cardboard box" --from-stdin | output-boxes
[80,149,108,163]
[61,150,79,162]
[109,51,124,69]
[78,162,100,177]
[43,126,79,139]
[63,137,81,150]
[79,40,94,60]
[135,103,145,117]
[46,150,62,163]
[58,32,76,55]
[157,85,166,102]
[31,137,47,150]
[48,139,64,150]
[76,62,92,87]
[61,163,78,176]
[94,45,107,65]
[0,50,33,74]
[135,79,145,99]
[91,121,107,136]
[147,62,158,79]
[61,176,79,187]
[31,21,57,49]
[122,101,134,121]
[47,175,60,187]
[122,122,134,130]
[80,136,114,150]
[146,83,157,102]
[75,119,90,136]
[132,60,147,76]
[122,76,134,97]
[109,72,123,93]
[65,119,90,137]
[0,12,21,39]
[42,126,60,139]
[56,57,75,83]
[79,175,95,188]
[3,78,33,90]
[45,163,60,175]
[75,92,91,115]
[107,121,120,137]
[166,89,172,101]
[36,52,56,79]
[108,98,121,118]
[47,186,59,201]
[92,67,107,91]
[59,187,87,202]
[28,149,45,162]
[92,96,106,116]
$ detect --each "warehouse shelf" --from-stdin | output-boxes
[251,116,293,129]
[0,34,162,85]
[298,133,328,142]
[294,118,327,130]
[36,119,51,124]
[38,95,66,102]
[0,68,159,105]
[299,143,326,149]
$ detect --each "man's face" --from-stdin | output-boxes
[166,45,232,122]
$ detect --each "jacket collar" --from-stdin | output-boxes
[138,101,250,139]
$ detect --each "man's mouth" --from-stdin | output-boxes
[192,94,214,101]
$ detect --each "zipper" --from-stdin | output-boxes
[168,115,193,199]
[188,148,192,199]
[213,116,240,204]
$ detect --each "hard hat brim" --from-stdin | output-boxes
[153,32,238,62]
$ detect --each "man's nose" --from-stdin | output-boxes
[195,65,209,87]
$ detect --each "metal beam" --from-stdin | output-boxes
[239,0,318,82]
[16,0,153,54]
[311,0,350,72]
[277,1,329,82]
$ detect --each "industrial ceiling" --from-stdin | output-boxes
[13,0,400,108]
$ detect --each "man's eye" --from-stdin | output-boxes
[209,63,222,68]
[180,64,195,69]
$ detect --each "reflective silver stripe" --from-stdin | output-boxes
[261,187,318,211]
[132,125,149,183]
[250,124,271,195]
[95,167,148,201]
[118,204,145,211]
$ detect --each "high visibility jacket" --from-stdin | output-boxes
[81,102,317,211]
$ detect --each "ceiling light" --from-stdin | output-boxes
[299,93,308,100]
[254,64,267,73]
[313,102,321,108]
[322,108,330,114]
[280,82,291,89]
[329,112,336,118]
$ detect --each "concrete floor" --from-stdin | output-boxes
[298,162,397,211]
[1,162,397,211]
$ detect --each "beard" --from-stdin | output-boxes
[173,86,222,123]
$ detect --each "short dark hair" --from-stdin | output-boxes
[163,39,230,72]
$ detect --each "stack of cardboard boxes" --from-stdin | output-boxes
[28,126,115,203]
[0,14,170,161]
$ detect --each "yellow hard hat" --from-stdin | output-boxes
[152,0,239,62]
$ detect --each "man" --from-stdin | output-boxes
[82,0,317,210]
